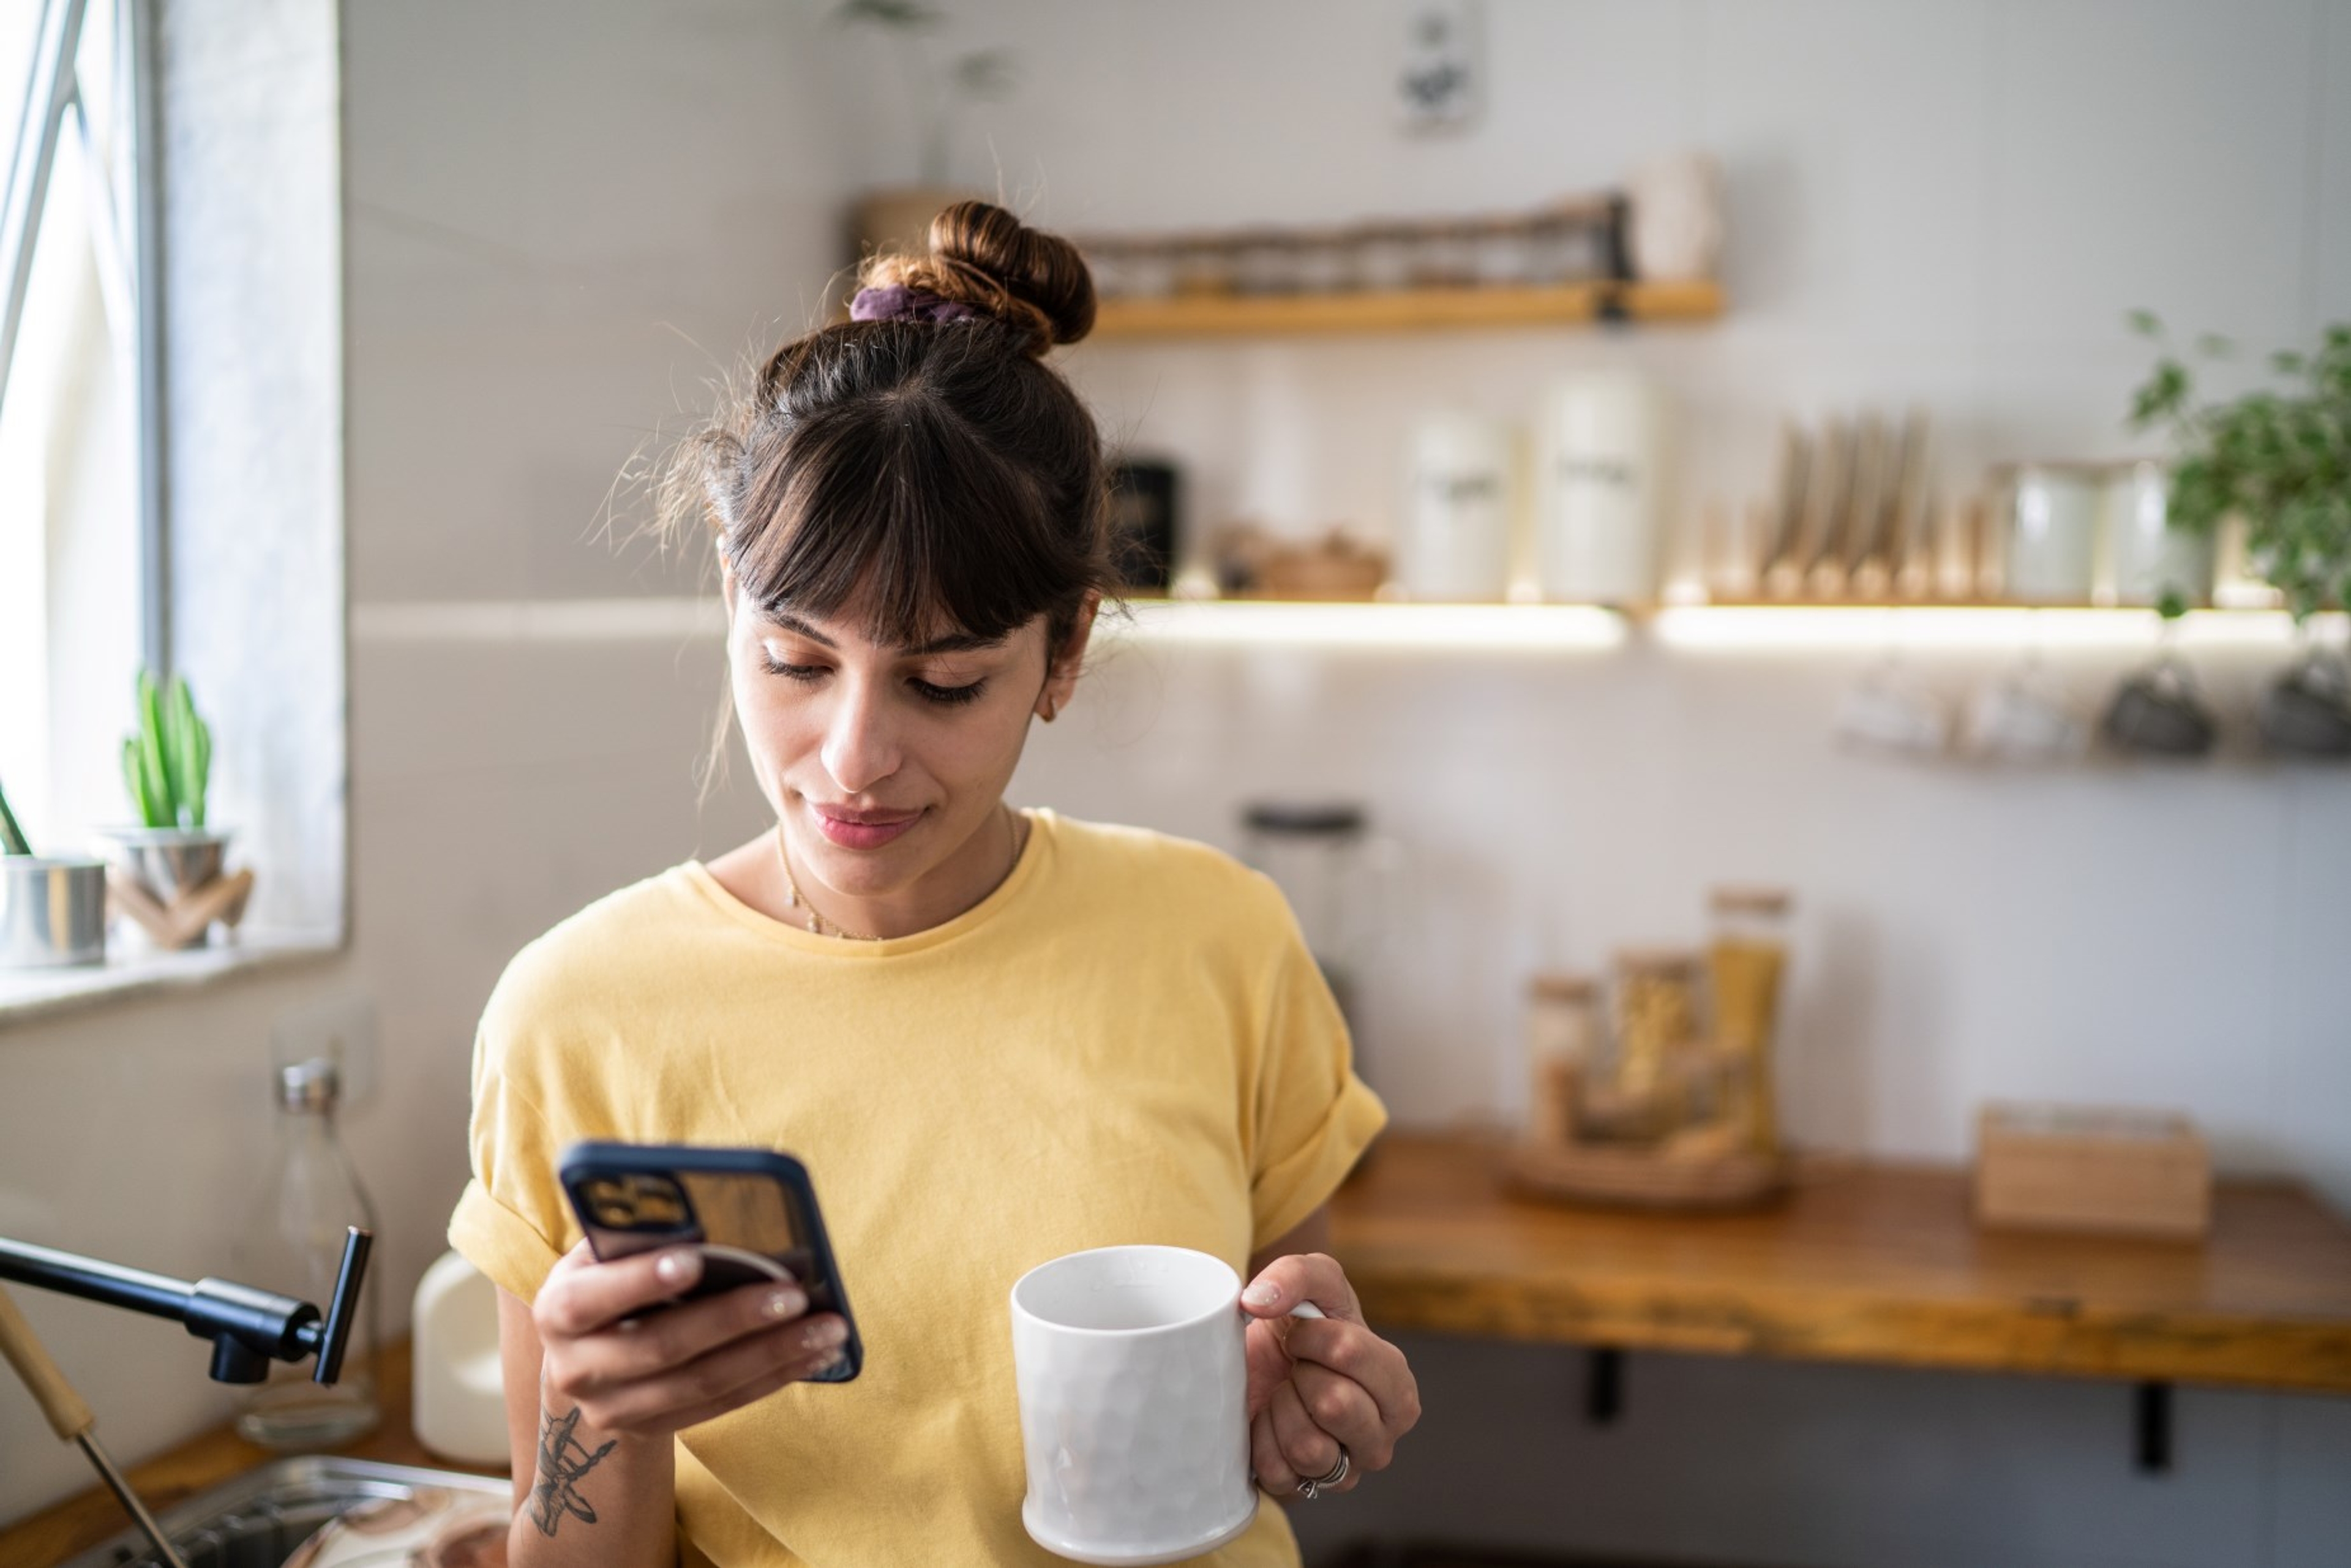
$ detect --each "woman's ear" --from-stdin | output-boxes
[1035,591,1101,723]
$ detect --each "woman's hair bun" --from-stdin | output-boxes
[861,200,1096,355]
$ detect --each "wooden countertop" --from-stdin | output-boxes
[1329,1135,2351,1392]
[0,1339,506,1567]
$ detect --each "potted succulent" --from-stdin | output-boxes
[0,775,109,969]
[2127,316,2351,757]
[834,0,1017,262]
[97,670,236,939]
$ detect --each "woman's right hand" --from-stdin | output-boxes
[533,1240,851,1439]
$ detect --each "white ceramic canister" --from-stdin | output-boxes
[2098,460,2214,608]
[1534,372,1671,604]
[410,1250,509,1466]
[1400,411,1516,601]
[1997,463,2100,602]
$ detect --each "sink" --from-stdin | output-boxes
[56,1457,509,1568]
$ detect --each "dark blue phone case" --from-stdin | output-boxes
[558,1140,862,1382]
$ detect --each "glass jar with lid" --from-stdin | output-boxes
[1708,887,1791,1153]
[1240,803,1393,1092]
[1607,948,1704,1106]
[1524,973,1598,1147]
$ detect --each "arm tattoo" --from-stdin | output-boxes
[531,1402,620,1537]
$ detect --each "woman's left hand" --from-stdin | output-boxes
[1239,1252,1420,1496]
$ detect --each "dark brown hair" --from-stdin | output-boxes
[661,201,1117,793]
[674,201,1112,658]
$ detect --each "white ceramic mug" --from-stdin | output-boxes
[1009,1245,1323,1566]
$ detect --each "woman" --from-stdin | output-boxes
[449,201,1420,1568]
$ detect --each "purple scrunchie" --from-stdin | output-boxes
[850,283,985,326]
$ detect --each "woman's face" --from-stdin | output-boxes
[722,571,1090,917]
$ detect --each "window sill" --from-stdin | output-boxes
[0,927,346,1028]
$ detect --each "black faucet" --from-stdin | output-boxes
[0,1225,372,1384]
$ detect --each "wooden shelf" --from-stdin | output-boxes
[1330,1134,2351,1392]
[1090,279,1724,340]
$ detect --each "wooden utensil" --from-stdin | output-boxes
[1841,414,1892,597]
[1760,421,1810,596]
[1887,408,1933,600]
[0,1285,193,1568]
[1795,416,1851,594]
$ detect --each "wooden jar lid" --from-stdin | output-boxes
[1709,885,1792,915]
[1529,972,1597,1002]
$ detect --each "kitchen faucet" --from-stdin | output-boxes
[0,1225,372,1568]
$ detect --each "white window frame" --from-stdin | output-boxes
[1,0,348,1024]
[1,0,166,672]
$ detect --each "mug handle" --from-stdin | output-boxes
[1239,1300,1325,1324]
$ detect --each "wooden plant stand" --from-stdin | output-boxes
[105,867,255,950]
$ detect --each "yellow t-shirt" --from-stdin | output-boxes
[448,809,1387,1567]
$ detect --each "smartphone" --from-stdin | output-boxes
[557,1141,863,1383]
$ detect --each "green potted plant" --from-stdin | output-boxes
[0,775,110,968]
[834,0,1018,263]
[97,669,236,934]
[2128,316,2351,756]
[0,778,28,858]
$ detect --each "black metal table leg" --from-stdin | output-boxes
[2136,1381,2172,1473]
[1586,1346,1624,1425]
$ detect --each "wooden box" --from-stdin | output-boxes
[1974,1103,2211,1240]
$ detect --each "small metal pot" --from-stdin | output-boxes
[2102,660,2218,758]
[2260,656,2351,759]
[94,825,231,901]
[1,857,108,969]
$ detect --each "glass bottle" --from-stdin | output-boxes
[233,1057,381,1447]
[1708,887,1791,1153]
[1524,974,1597,1147]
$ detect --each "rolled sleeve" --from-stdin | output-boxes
[447,1028,576,1304]
[1248,933,1390,1251]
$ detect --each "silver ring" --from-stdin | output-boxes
[1295,1446,1349,1499]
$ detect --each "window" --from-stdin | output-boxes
[0,0,160,860]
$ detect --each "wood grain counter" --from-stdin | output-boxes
[1329,1135,2351,1393]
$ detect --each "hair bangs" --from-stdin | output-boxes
[730,396,1081,649]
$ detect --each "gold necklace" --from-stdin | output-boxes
[774,822,880,940]
[773,806,1027,942]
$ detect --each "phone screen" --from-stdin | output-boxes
[570,1165,848,1332]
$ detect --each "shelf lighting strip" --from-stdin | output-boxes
[1116,599,1628,651]
[1648,606,2338,652]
